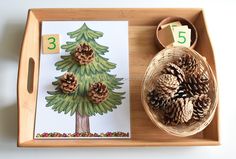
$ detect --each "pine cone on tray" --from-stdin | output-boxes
[164,98,193,125]
[161,63,185,83]
[192,94,211,121]
[156,74,180,99]
[176,54,198,75]
[59,72,78,94]
[147,89,171,110]
[185,73,210,96]
[88,82,109,104]
[74,43,94,65]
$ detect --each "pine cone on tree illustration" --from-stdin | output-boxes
[57,72,78,94]
[88,82,109,104]
[45,23,125,133]
[74,43,94,65]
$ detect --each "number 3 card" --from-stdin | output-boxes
[42,34,60,54]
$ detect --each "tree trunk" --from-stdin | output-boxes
[75,112,90,133]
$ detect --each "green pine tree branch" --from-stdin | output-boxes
[46,90,125,116]
[67,23,103,41]
[46,23,126,117]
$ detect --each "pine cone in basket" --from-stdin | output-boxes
[185,73,209,96]
[74,43,94,65]
[173,84,189,99]
[164,98,193,125]
[192,94,211,120]
[59,72,78,94]
[88,82,109,104]
[176,54,198,75]
[156,74,180,99]
[147,89,171,110]
[161,63,185,83]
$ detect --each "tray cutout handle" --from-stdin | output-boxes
[27,57,35,93]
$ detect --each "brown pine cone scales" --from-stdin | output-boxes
[162,63,185,83]
[88,82,109,104]
[59,72,78,94]
[147,90,171,110]
[164,98,193,125]
[156,74,179,99]
[146,52,212,125]
[192,94,211,120]
[185,73,209,96]
[173,84,189,99]
[176,54,198,75]
[74,43,94,65]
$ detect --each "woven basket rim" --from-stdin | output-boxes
[141,46,218,137]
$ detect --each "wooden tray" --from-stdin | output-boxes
[17,8,219,147]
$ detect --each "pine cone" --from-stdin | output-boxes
[162,63,185,83]
[59,72,78,94]
[176,54,198,75]
[147,90,170,110]
[156,74,179,99]
[173,84,189,99]
[164,98,193,125]
[185,73,209,96]
[74,43,94,65]
[192,94,211,120]
[88,82,109,104]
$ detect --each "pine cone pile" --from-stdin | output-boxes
[59,72,78,94]
[74,43,94,65]
[88,82,109,104]
[147,53,212,125]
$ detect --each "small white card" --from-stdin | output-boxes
[173,26,191,47]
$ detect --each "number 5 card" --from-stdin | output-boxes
[42,34,60,54]
[173,26,191,47]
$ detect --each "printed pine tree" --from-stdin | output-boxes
[45,23,125,133]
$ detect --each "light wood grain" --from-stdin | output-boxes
[18,8,219,147]
[18,10,40,145]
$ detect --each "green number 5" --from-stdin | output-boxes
[177,31,186,44]
[48,37,56,50]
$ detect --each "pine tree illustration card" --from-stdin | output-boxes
[35,21,130,139]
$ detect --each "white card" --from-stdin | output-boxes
[173,26,191,47]
[35,21,130,139]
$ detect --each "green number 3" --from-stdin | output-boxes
[178,31,186,44]
[48,37,56,50]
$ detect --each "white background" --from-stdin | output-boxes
[35,21,130,135]
[0,0,235,158]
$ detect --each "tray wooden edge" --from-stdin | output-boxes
[17,8,220,147]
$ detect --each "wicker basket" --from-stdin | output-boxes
[141,47,218,137]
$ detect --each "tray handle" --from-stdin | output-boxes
[17,10,40,145]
